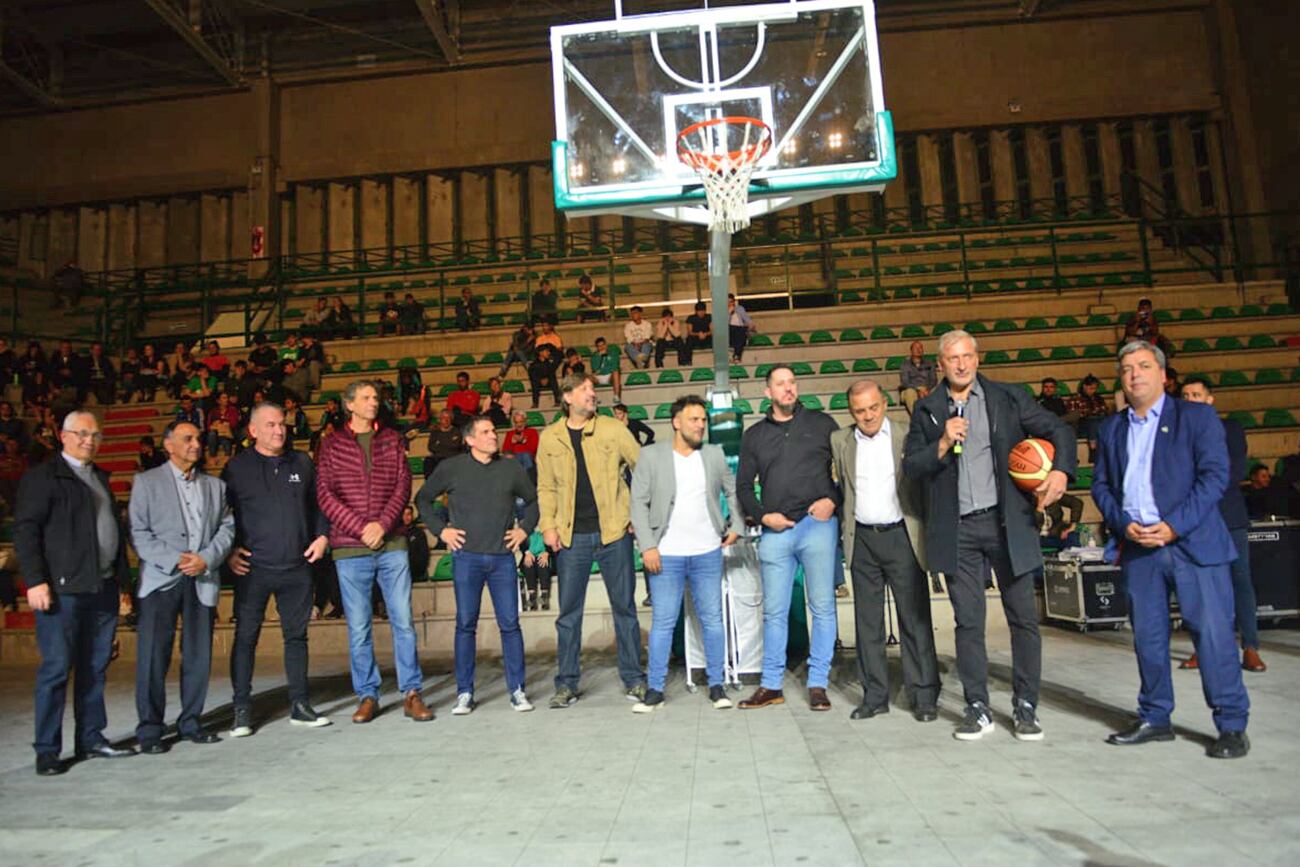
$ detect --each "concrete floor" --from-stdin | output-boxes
[1,621,1298,867]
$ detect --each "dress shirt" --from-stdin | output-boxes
[853,420,904,525]
[169,461,208,550]
[1122,392,1165,525]
[948,383,998,515]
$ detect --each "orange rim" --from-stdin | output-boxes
[677,116,772,172]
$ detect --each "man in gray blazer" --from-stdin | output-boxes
[630,395,745,712]
[129,420,235,751]
[831,380,941,722]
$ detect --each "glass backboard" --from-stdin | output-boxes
[551,0,895,225]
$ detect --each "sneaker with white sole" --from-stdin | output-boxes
[289,702,331,728]
[625,683,648,702]
[708,685,733,709]
[229,706,253,738]
[953,702,994,741]
[632,689,665,714]
[1012,700,1043,741]
[510,689,534,712]
[451,692,476,716]
[549,686,579,709]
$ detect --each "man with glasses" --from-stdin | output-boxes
[417,415,539,715]
[16,411,136,775]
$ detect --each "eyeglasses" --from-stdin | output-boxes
[66,430,104,442]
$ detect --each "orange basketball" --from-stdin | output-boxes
[1009,438,1055,493]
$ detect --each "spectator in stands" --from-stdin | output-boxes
[0,337,13,382]
[403,505,430,581]
[684,301,711,367]
[481,376,512,428]
[199,341,229,381]
[130,419,235,751]
[424,409,464,480]
[623,306,654,370]
[1163,365,1181,398]
[49,341,83,407]
[519,529,553,611]
[117,347,140,403]
[166,342,194,399]
[499,321,534,378]
[455,288,482,332]
[283,395,310,441]
[1037,493,1084,551]
[85,343,115,407]
[26,409,58,462]
[418,414,538,715]
[1179,376,1265,673]
[1245,465,1297,518]
[174,396,203,431]
[588,336,622,402]
[183,364,215,411]
[399,292,426,335]
[136,343,166,403]
[532,278,559,324]
[328,297,356,340]
[613,403,654,446]
[1122,298,1175,359]
[529,341,562,409]
[898,341,937,415]
[51,259,86,308]
[537,372,645,708]
[247,333,277,379]
[23,370,52,417]
[1037,378,1079,427]
[445,371,480,424]
[224,361,257,413]
[281,358,312,404]
[576,274,605,323]
[137,435,166,471]
[654,307,686,368]
[0,400,26,447]
[299,333,325,392]
[397,365,423,415]
[378,291,402,337]
[16,409,135,775]
[17,340,47,389]
[727,294,756,362]
[534,318,563,354]
[302,297,330,339]
[502,410,539,471]
[278,332,303,372]
[206,392,239,457]
[316,380,432,724]
[318,396,345,434]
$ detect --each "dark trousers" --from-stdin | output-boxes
[555,531,643,691]
[850,523,941,710]
[313,557,341,612]
[947,511,1041,708]
[521,558,554,594]
[135,579,215,742]
[654,338,685,368]
[1126,545,1249,732]
[33,581,118,756]
[230,566,314,708]
[529,363,561,405]
[682,336,708,367]
[728,325,749,360]
[1228,526,1259,648]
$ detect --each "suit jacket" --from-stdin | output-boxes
[630,442,745,551]
[1218,417,1249,530]
[128,462,235,607]
[902,374,1077,579]
[830,417,927,573]
[1091,397,1235,566]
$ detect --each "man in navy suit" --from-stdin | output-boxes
[1092,341,1250,759]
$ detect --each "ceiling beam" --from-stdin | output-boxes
[0,58,61,108]
[414,0,460,63]
[143,0,242,86]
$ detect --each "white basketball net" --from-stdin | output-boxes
[677,117,773,234]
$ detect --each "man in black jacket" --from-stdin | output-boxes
[903,330,1075,742]
[222,402,332,737]
[735,365,841,712]
[15,409,136,775]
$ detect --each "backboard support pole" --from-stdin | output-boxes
[707,226,733,410]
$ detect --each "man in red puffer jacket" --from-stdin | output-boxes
[316,380,434,723]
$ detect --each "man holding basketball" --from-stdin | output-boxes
[903,330,1075,741]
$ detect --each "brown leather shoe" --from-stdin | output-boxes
[404,690,435,721]
[1178,653,1199,670]
[351,696,379,724]
[737,687,785,710]
[808,687,832,712]
[1242,647,1267,672]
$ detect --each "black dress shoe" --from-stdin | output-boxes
[76,743,137,759]
[1207,730,1250,759]
[912,706,938,723]
[850,703,889,720]
[1107,721,1175,746]
[182,730,221,744]
[140,740,170,755]
[36,753,67,776]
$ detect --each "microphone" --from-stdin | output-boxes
[952,401,966,455]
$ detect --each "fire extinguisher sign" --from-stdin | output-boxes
[251,226,265,258]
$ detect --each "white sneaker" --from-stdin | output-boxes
[510,689,534,712]
[451,692,476,716]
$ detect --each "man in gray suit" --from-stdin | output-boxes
[129,420,235,751]
[629,394,745,712]
[831,380,941,722]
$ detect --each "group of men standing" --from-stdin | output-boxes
[18,325,1254,775]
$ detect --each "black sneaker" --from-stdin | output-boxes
[708,685,732,709]
[1013,700,1043,741]
[229,706,253,738]
[290,702,332,728]
[632,689,665,714]
[625,683,648,703]
[953,702,994,741]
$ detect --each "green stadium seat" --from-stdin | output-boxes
[1179,308,1206,321]
[366,360,390,372]
[397,357,419,369]
[754,363,774,380]
[932,322,955,336]
[964,321,988,334]
[800,395,824,411]
[830,393,849,411]
[779,332,805,345]
[749,334,773,347]
[885,356,903,371]
[759,398,771,414]
[439,383,457,397]
[1049,347,1077,360]
[993,319,1018,333]
[625,371,651,386]
[819,360,847,375]
[1181,338,1211,353]
[809,330,834,344]
[503,380,525,394]
[1024,317,1050,330]
[1054,316,1080,328]
[1210,306,1236,319]
[657,370,683,384]
[1255,368,1283,385]
[1248,335,1276,349]
[839,328,866,342]
[1085,314,1113,326]
[1266,303,1292,316]
[690,368,713,382]
[983,350,1011,365]
[1228,411,1257,429]
[1290,367,1300,383]
[870,326,896,340]
[730,365,748,379]
[655,403,673,420]
[339,361,362,373]
[626,405,648,421]
[1082,344,1110,359]
[1017,348,1045,362]
[789,362,814,376]
[525,411,546,427]
[852,358,880,372]
[480,352,503,364]
[1214,337,1243,351]
[407,456,424,474]
[732,399,754,414]
[901,325,926,338]
[1263,409,1297,428]
[892,287,916,300]
[1217,370,1249,388]
[452,353,475,366]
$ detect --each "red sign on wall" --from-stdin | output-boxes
[251,226,265,258]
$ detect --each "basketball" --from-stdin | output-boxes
[1009,438,1055,493]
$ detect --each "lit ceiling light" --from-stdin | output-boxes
[828,131,844,150]
[611,157,626,175]
[570,162,586,179]
[782,140,798,156]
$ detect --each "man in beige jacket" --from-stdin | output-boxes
[536,373,643,708]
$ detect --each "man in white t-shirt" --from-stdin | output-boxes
[629,395,746,711]
[623,306,654,370]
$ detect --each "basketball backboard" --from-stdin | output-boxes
[551,0,895,226]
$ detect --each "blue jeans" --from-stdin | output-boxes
[336,549,423,698]
[624,342,652,369]
[1229,526,1259,648]
[555,532,643,691]
[451,551,525,694]
[33,582,118,756]
[757,514,840,690]
[648,548,725,692]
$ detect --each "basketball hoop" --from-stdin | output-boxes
[677,116,773,234]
